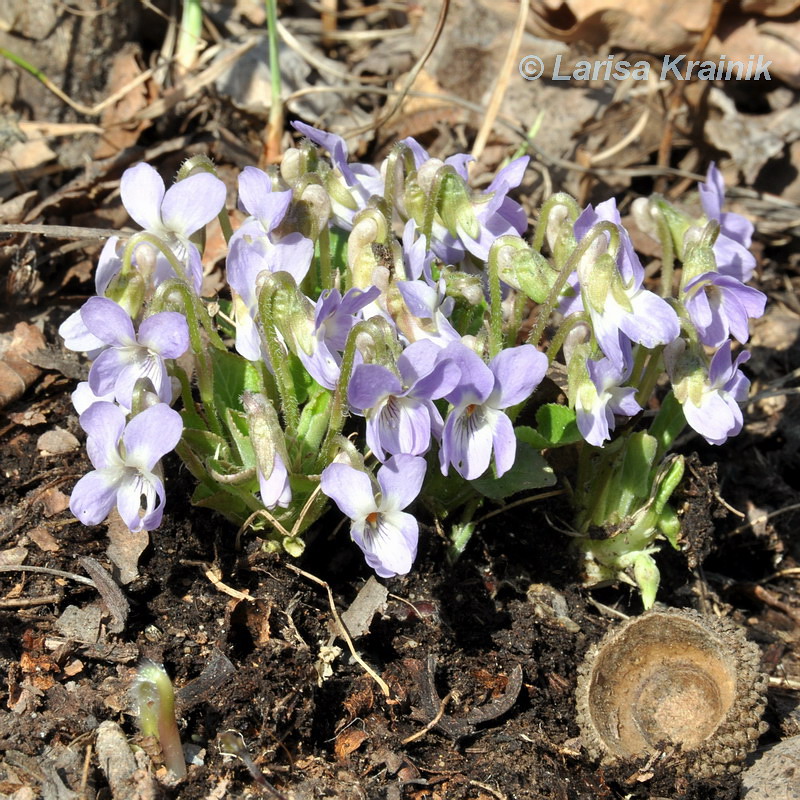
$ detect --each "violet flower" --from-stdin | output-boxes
[572,201,680,369]
[294,285,380,389]
[439,342,547,480]
[70,402,183,531]
[120,162,226,292]
[666,339,751,445]
[682,271,766,347]
[226,174,313,363]
[320,454,426,578]
[402,136,529,263]
[574,357,641,447]
[699,163,757,283]
[292,121,384,229]
[258,450,292,510]
[348,340,461,461]
[77,296,189,406]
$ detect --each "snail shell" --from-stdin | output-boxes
[576,608,768,776]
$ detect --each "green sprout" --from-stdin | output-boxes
[133,660,187,779]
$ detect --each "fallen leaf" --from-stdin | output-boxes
[37,428,80,456]
[340,577,389,639]
[27,526,60,553]
[334,727,368,760]
[38,487,70,517]
[0,323,46,410]
[105,510,148,585]
[8,410,47,426]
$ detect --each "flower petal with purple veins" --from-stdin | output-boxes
[320,462,377,521]
[351,510,418,578]
[349,364,403,411]
[488,345,547,408]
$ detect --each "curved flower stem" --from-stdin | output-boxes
[653,207,675,298]
[527,221,620,349]
[531,192,580,254]
[487,242,504,359]
[545,311,590,364]
[316,319,380,470]
[634,345,665,409]
[257,283,299,434]
[421,164,456,248]
[157,282,225,437]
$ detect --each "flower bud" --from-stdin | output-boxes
[491,235,557,304]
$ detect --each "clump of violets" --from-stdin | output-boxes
[58,132,765,609]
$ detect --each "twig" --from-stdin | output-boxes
[339,0,450,138]
[0,564,95,587]
[471,0,528,163]
[284,563,392,698]
[401,691,453,744]
[729,502,800,536]
[0,224,129,240]
[0,593,61,608]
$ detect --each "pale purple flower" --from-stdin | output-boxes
[683,271,766,347]
[295,286,380,389]
[292,121,383,229]
[666,339,751,445]
[395,279,460,347]
[439,342,547,480]
[699,163,756,282]
[78,296,189,406]
[71,382,117,415]
[572,201,680,369]
[574,357,641,446]
[320,454,426,578]
[70,402,183,531]
[401,137,529,263]
[348,340,461,461]
[258,450,292,510]
[120,162,226,292]
[226,187,313,364]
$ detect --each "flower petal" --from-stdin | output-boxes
[348,364,401,412]
[351,510,418,578]
[70,468,122,526]
[80,296,136,347]
[160,172,227,236]
[123,403,183,470]
[138,312,190,359]
[121,163,165,231]
[320,463,377,521]
[488,345,547,409]
[79,402,126,468]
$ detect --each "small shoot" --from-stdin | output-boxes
[134,659,187,779]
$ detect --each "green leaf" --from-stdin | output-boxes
[470,438,555,500]
[211,348,262,413]
[536,404,582,446]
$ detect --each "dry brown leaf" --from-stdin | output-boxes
[94,44,154,160]
[37,428,80,456]
[0,323,46,410]
[106,510,148,585]
[27,526,60,553]
[334,727,368,760]
[739,0,800,15]
[38,487,70,517]
[711,16,800,88]
[529,0,711,49]
[8,409,47,427]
